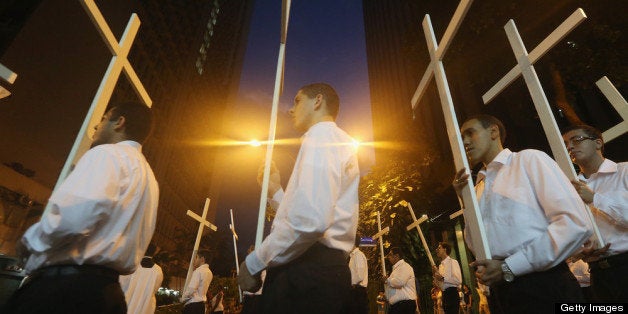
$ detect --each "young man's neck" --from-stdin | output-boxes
[578,154,605,178]
[481,146,504,168]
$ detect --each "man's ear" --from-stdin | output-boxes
[489,125,499,141]
[594,138,603,151]
[313,94,323,111]
[112,115,126,131]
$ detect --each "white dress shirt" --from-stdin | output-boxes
[22,141,159,274]
[577,159,628,256]
[385,259,417,305]
[439,256,462,289]
[464,149,592,276]
[246,122,360,275]
[182,264,212,305]
[349,247,368,287]
[119,263,163,314]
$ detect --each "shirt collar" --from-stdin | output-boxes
[578,158,617,180]
[393,259,405,269]
[118,140,142,151]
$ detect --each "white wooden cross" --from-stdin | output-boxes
[410,0,491,260]
[595,76,627,143]
[256,0,292,247]
[229,209,243,302]
[184,198,218,290]
[404,203,435,266]
[372,211,390,277]
[481,8,604,247]
[0,63,17,99]
[45,0,152,215]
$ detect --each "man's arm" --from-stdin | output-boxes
[22,147,120,254]
[505,151,591,276]
[181,269,200,302]
[577,164,628,227]
[353,251,367,284]
[387,264,412,289]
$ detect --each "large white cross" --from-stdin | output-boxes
[229,208,243,302]
[410,0,491,260]
[45,0,152,215]
[372,211,390,277]
[184,198,218,290]
[0,63,17,99]
[404,203,435,266]
[482,9,604,247]
[595,76,627,143]
[256,0,292,247]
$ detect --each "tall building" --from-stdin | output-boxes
[0,0,254,266]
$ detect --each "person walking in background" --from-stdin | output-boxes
[181,250,213,314]
[384,247,417,314]
[346,236,368,314]
[432,242,461,314]
[119,245,163,314]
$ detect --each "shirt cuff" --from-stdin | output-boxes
[245,250,266,276]
[504,252,532,277]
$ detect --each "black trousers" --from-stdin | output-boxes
[389,299,416,314]
[261,243,351,314]
[3,266,125,314]
[241,294,262,314]
[345,285,368,314]
[183,301,206,314]
[489,263,584,314]
[442,287,460,314]
[589,251,628,302]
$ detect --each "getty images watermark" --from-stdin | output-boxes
[557,303,626,313]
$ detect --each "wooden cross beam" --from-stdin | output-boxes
[184,198,218,290]
[411,0,491,260]
[0,63,17,99]
[595,76,627,143]
[405,203,435,266]
[45,0,152,215]
[449,209,463,220]
[372,211,390,277]
[229,209,243,302]
[256,0,292,248]
[482,8,604,247]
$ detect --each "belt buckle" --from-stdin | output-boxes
[598,259,610,269]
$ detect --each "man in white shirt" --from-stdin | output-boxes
[562,124,627,302]
[433,242,461,314]
[452,114,591,313]
[119,245,164,314]
[384,247,417,314]
[181,249,213,314]
[347,236,368,314]
[238,83,360,314]
[6,101,159,314]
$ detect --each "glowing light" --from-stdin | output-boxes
[352,139,361,149]
[249,139,262,147]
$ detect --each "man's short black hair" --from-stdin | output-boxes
[197,249,212,264]
[108,101,153,143]
[298,82,340,119]
[563,124,604,153]
[465,114,507,145]
[388,247,403,257]
[439,242,452,255]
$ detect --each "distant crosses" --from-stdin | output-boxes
[404,203,435,266]
[481,8,604,247]
[184,198,218,290]
[0,63,17,99]
[410,0,491,260]
[45,0,152,215]
[256,0,292,247]
[229,209,243,302]
[372,211,390,277]
[595,76,628,143]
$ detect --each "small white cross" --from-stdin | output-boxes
[404,203,434,266]
[372,211,390,277]
[184,198,217,290]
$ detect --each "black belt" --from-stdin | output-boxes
[23,265,119,286]
[589,251,628,270]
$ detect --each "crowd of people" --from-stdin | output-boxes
[1,82,625,314]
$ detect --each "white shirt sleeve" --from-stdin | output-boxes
[505,152,592,276]
[592,184,628,228]
[22,147,120,254]
[182,268,200,302]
